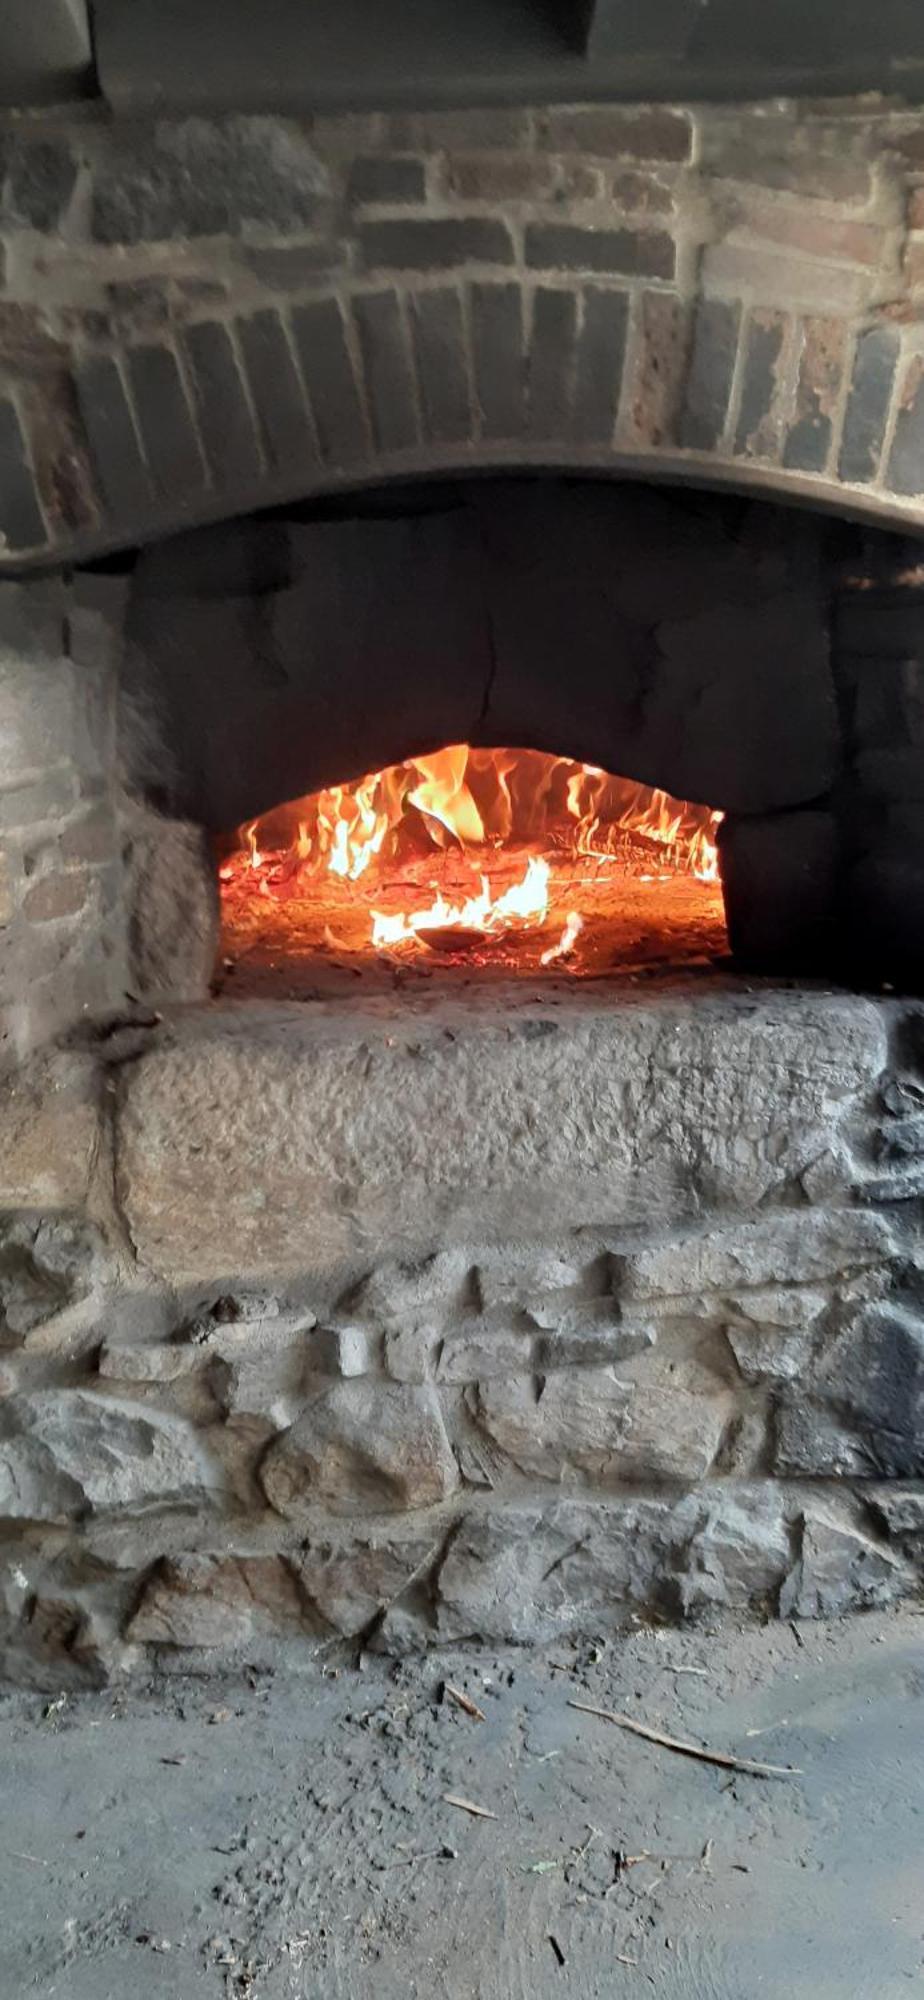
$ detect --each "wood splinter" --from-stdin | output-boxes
[567,1699,802,1778]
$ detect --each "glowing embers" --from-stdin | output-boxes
[219,745,724,977]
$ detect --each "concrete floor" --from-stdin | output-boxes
[2,1609,923,1998]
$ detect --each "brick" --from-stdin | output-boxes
[679,298,741,451]
[240,241,348,290]
[733,309,788,459]
[22,871,88,923]
[125,343,208,501]
[0,303,66,376]
[527,286,578,438]
[611,169,674,215]
[525,222,674,280]
[572,286,628,444]
[410,288,471,445]
[902,240,924,291]
[347,156,426,205]
[889,356,924,497]
[783,317,848,475]
[72,354,152,534]
[446,154,558,203]
[236,309,318,474]
[386,109,530,150]
[726,198,883,268]
[471,283,524,440]
[352,290,418,453]
[359,216,514,271]
[290,297,369,463]
[699,115,872,204]
[5,138,78,232]
[28,389,100,540]
[626,290,691,448]
[703,243,869,316]
[538,107,692,163]
[181,320,263,489]
[0,399,47,553]
[839,327,901,485]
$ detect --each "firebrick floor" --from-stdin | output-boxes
[2,1610,922,1998]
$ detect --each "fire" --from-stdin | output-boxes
[220,745,722,967]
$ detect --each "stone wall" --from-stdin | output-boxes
[1,987,922,1686]
[3,96,924,566]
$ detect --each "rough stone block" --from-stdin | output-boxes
[116,996,889,1281]
[532,1300,654,1370]
[616,1212,895,1304]
[781,1505,911,1619]
[260,1381,458,1516]
[437,1326,535,1383]
[91,117,329,244]
[310,1324,374,1378]
[0,1392,222,1521]
[4,138,78,231]
[126,1553,311,1646]
[0,1213,107,1340]
[295,1527,440,1637]
[0,1052,101,1209]
[473,1367,731,1484]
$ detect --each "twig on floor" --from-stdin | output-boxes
[442,1793,498,1819]
[567,1700,802,1778]
[442,1682,486,1722]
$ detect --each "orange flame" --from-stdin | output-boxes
[222,745,722,962]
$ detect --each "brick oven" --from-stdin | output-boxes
[1,77,924,1683]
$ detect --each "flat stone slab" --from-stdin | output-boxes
[116,990,888,1282]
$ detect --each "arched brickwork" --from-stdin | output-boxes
[3,96,924,565]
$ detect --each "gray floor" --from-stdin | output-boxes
[2,1609,923,1998]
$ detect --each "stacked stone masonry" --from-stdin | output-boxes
[1,988,923,1684]
[4,97,924,562]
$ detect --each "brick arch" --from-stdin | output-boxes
[3,98,924,565]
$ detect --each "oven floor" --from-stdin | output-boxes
[218,868,728,1001]
[2,1611,920,1998]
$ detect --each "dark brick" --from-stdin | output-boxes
[839,327,901,485]
[524,223,674,281]
[679,298,741,452]
[240,241,349,290]
[0,302,66,377]
[347,156,426,205]
[29,383,100,537]
[0,398,46,552]
[626,291,691,448]
[74,352,154,521]
[410,288,471,445]
[181,320,263,489]
[236,309,318,474]
[611,169,674,215]
[446,154,558,203]
[572,287,628,444]
[359,216,514,272]
[352,290,418,453]
[105,278,171,332]
[783,317,847,475]
[125,343,208,501]
[290,297,369,464]
[734,310,788,459]
[91,117,329,244]
[889,357,924,497]
[471,283,524,441]
[538,107,692,163]
[528,287,578,439]
[5,139,78,232]
[386,109,529,150]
